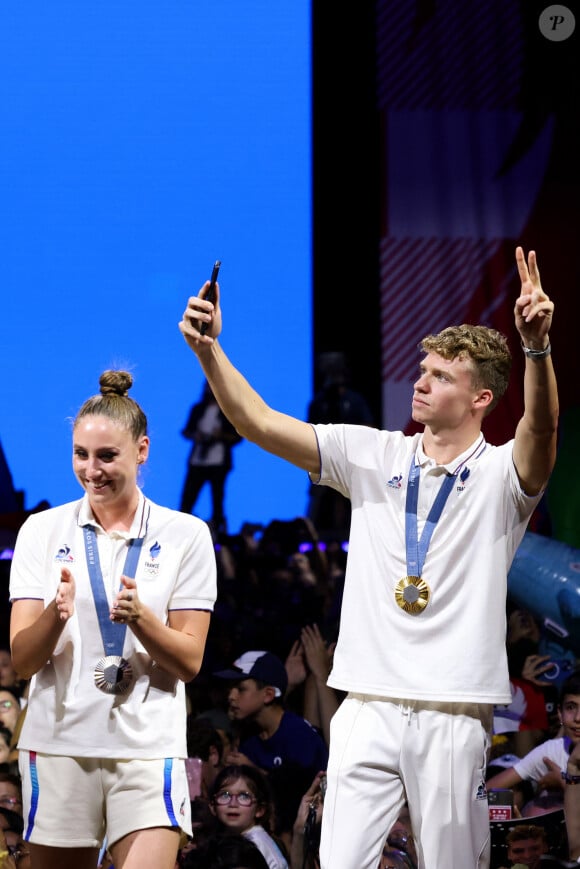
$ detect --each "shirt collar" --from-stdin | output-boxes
[416,432,486,475]
[77,489,148,539]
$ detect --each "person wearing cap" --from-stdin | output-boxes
[214,651,328,847]
[179,247,559,868]
[214,652,328,780]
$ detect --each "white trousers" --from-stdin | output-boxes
[319,694,492,869]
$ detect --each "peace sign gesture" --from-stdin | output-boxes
[514,246,553,349]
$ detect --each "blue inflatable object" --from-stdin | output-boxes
[508,532,580,656]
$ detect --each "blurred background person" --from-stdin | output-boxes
[0,693,20,743]
[179,381,242,537]
[498,823,549,869]
[306,352,374,540]
[378,848,415,869]
[0,773,22,817]
[0,726,12,769]
[384,803,418,868]
[0,650,25,701]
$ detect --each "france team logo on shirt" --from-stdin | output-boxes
[456,467,470,493]
[54,544,74,563]
[143,540,161,577]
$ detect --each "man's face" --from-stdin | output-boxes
[506,835,546,868]
[411,352,485,432]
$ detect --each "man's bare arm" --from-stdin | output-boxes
[564,740,580,859]
[512,247,559,495]
[179,281,321,476]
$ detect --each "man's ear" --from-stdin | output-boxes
[262,685,278,705]
[473,388,493,411]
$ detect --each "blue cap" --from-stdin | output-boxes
[214,650,288,697]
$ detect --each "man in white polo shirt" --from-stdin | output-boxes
[179,246,558,869]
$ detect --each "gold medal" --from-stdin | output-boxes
[395,575,430,615]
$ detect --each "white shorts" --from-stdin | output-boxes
[319,694,492,869]
[19,751,192,848]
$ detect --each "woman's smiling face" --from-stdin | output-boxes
[72,415,148,511]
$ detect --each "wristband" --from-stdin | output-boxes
[521,341,551,359]
[562,769,580,784]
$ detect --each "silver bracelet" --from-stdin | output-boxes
[521,341,551,359]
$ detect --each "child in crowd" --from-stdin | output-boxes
[209,764,288,869]
[487,670,580,796]
[214,650,328,846]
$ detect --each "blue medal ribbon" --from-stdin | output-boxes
[405,455,456,578]
[83,525,144,656]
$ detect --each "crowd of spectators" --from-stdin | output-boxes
[1,513,580,867]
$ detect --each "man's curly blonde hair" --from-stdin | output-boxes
[420,324,512,414]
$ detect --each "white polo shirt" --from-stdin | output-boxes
[312,425,542,704]
[514,736,571,783]
[9,491,217,759]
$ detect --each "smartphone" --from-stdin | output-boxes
[200,260,221,335]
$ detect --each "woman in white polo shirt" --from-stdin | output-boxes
[9,369,217,869]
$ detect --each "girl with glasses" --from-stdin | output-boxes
[209,765,288,869]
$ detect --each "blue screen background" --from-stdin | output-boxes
[0,2,312,534]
